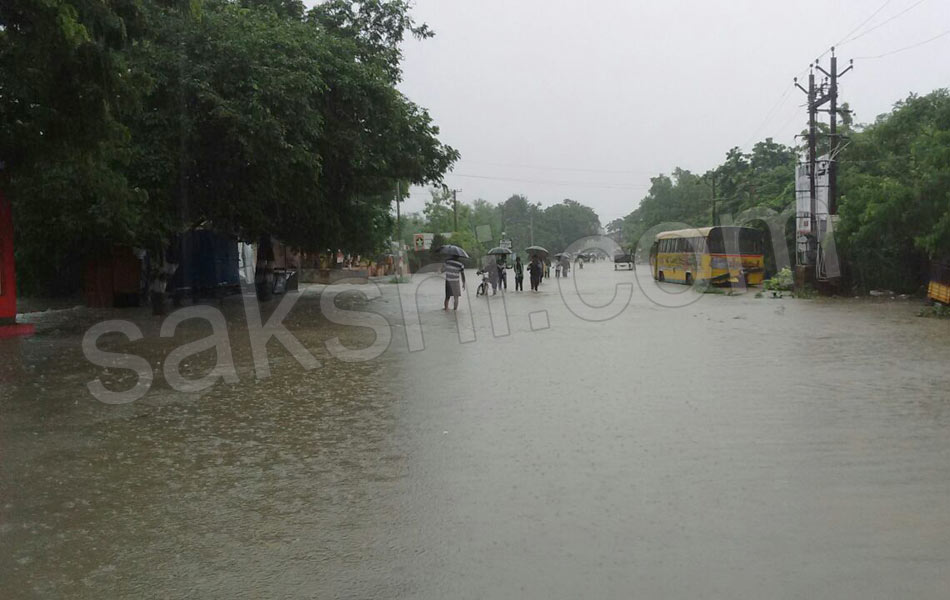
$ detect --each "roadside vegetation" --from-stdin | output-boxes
[1,0,457,294]
[611,91,950,295]
[918,304,950,319]
[763,267,795,293]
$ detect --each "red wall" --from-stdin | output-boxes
[0,191,17,320]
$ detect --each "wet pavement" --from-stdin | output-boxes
[2,263,950,598]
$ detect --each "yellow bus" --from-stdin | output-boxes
[650,226,766,286]
[928,260,950,305]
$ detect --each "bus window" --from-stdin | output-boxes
[687,237,703,254]
[739,229,764,254]
[707,229,763,255]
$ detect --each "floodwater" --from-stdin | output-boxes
[2,263,949,598]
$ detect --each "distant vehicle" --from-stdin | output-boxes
[613,253,634,270]
[650,226,765,286]
[928,259,950,305]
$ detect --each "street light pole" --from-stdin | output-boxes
[703,171,718,227]
[395,181,401,242]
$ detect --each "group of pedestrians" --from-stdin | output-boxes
[491,255,546,293]
[477,259,508,295]
[442,252,576,309]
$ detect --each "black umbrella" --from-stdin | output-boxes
[525,245,549,258]
[435,244,470,259]
[487,247,513,256]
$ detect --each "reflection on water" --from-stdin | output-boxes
[2,266,950,598]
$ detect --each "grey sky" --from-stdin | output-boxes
[393,0,950,224]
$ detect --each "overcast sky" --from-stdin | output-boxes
[390,0,950,224]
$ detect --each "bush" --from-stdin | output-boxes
[764,267,794,292]
[918,304,950,319]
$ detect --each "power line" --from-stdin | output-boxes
[460,159,655,176]
[742,85,795,148]
[840,0,929,46]
[739,0,930,161]
[776,105,806,137]
[853,27,950,59]
[447,173,650,190]
[834,0,895,49]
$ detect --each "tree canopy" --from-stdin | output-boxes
[1,0,458,293]
[837,90,950,292]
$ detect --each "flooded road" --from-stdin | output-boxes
[2,263,950,598]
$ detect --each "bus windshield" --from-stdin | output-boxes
[706,228,764,255]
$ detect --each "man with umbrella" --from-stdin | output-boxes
[530,256,544,291]
[486,246,512,295]
[482,256,501,295]
[524,246,548,292]
[438,245,467,310]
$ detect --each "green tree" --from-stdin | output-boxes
[423,186,469,234]
[837,90,950,291]
[1,0,149,293]
[536,199,600,252]
[1,0,458,294]
[498,194,538,251]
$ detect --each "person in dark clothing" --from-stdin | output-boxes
[528,256,543,291]
[514,256,524,292]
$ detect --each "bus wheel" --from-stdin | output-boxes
[685,273,693,285]
[658,271,665,282]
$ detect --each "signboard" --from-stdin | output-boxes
[475,224,493,243]
[500,239,512,249]
[413,233,434,251]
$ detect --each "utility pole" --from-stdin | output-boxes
[452,189,458,231]
[440,185,461,232]
[815,48,852,215]
[394,181,401,243]
[794,65,819,278]
[703,171,718,226]
[394,181,405,276]
[795,47,853,285]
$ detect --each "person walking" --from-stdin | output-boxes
[442,256,466,310]
[484,257,500,295]
[492,261,502,295]
[514,256,524,291]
